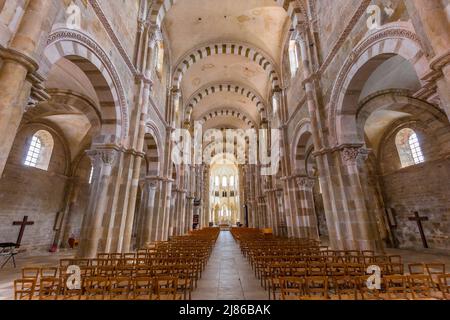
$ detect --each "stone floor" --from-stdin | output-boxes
[1,231,449,300]
[191,231,267,300]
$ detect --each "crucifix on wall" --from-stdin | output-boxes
[13,216,34,248]
[409,211,429,249]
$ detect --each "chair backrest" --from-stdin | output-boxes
[408,263,425,275]
[109,277,131,300]
[22,268,39,280]
[39,277,60,300]
[83,277,110,299]
[279,277,304,300]
[40,267,58,278]
[14,279,36,300]
[133,277,155,300]
[155,276,178,300]
[426,263,446,275]
[304,276,328,299]
[384,275,409,300]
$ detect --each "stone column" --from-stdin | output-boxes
[296,176,320,240]
[0,0,57,177]
[408,0,450,120]
[185,196,194,233]
[78,148,118,258]
[121,77,152,252]
[296,26,343,248]
[136,176,159,248]
[340,146,381,251]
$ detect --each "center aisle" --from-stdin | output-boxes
[192,231,267,300]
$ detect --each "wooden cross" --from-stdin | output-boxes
[13,216,34,248]
[409,212,429,248]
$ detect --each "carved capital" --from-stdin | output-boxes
[296,176,316,190]
[341,147,360,166]
[340,146,370,166]
[87,147,118,167]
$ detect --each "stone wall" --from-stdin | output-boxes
[0,124,69,252]
[380,124,450,250]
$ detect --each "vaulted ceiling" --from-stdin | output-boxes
[163,0,291,129]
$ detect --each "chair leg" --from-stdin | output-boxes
[1,254,13,268]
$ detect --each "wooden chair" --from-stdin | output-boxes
[426,263,446,287]
[60,274,83,301]
[408,274,440,300]
[109,277,131,300]
[383,275,410,300]
[38,277,60,300]
[279,277,304,300]
[154,276,181,300]
[132,277,155,300]
[308,262,327,276]
[83,277,110,300]
[14,279,36,300]
[302,276,328,300]
[330,276,358,300]
[358,276,383,300]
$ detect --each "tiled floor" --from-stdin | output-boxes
[1,231,449,300]
[192,231,267,300]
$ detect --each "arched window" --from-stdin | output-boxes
[288,39,299,76]
[88,165,94,184]
[154,40,164,76]
[24,130,54,171]
[222,176,227,187]
[215,176,220,187]
[395,128,425,168]
[272,95,279,115]
[229,176,235,187]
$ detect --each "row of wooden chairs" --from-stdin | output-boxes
[14,228,220,300]
[231,228,450,301]
[275,274,450,300]
[14,276,187,300]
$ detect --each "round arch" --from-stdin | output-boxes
[185,82,267,120]
[198,107,256,129]
[172,42,281,89]
[42,29,129,145]
[328,23,431,146]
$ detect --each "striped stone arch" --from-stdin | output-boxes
[328,23,431,146]
[172,42,280,89]
[148,0,305,33]
[203,140,248,165]
[198,108,256,129]
[292,120,314,175]
[185,83,266,120]
[145,121,163,176]
[41,29,129,145]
